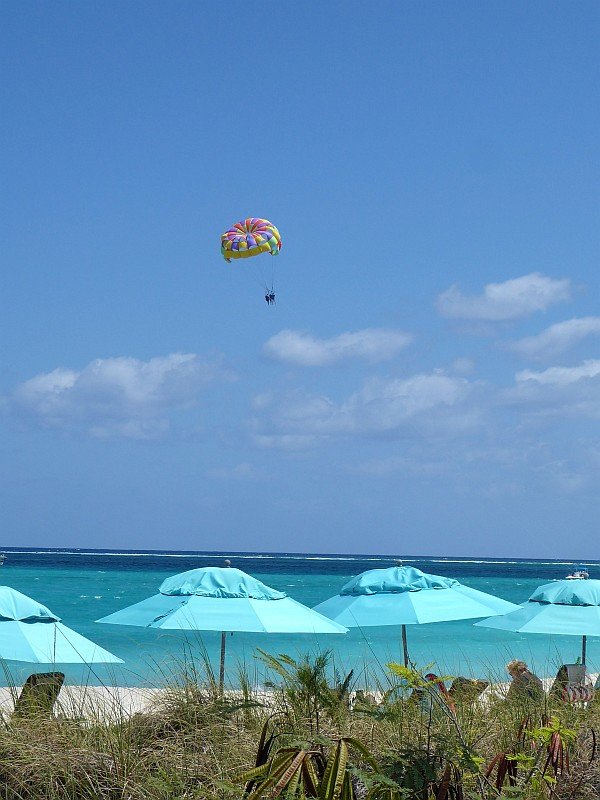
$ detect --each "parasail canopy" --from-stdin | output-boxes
[221,218,281,262]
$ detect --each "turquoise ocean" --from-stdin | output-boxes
[1,549,598,688]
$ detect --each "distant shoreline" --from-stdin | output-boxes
[1,546,597,565]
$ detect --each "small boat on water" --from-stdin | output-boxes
[566,565,589,580]
[0,553,5,565]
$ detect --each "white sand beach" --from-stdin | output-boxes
[0,673,597,722]
[0,684,164,721]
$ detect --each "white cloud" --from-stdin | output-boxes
[248,362,599,497]
[263,328,413,366]
[340,373,474,434]
[252,371,481,445]
[9,353,232,439]
[449,357,476,375]
[436,273,571,321]
[507,359,600,420]
[508,317,600,360]
[515,359,600,386]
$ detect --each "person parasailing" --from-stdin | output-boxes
[264,286,276,305]
[220,217,282,305]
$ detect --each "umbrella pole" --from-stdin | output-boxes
[582,635,587,666]
[401,625,409,667]
[219,632,227,695]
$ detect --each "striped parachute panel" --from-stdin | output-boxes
[221,218,282,262]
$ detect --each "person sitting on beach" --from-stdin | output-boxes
[409,673,456,715]
[506,659,544,701]
[550,663,594,703]
[416,674,489,712]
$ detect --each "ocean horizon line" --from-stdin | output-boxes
[0,546,596,567]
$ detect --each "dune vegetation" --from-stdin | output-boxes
[0,651,598,799]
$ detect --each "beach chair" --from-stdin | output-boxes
[13,672,65,718]
[409,674,488,715]
[448,676,489,704]
[550,664,594,704]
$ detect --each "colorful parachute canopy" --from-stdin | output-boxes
[221,218,282,262]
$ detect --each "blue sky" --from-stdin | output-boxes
[1,2,598,558]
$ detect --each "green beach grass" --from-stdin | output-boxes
[0,650,598,799]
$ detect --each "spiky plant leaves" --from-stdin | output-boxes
[341,738,380,773]
[240,762,271,785]
[335,670,355,700]
[271,749,310,798]
[301,756,321,796]
[241,748,309,800]
[319,738,348,800]
[341,770,356,800]
[285,761,304,798]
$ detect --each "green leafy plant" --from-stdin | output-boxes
[258,650,355,734]
[237,716,381,799]
[530,716,576,779]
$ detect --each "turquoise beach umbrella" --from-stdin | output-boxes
[313,565,518,667]
[476,579,600,664]
[0,586,122,664]
[97,566,347,691]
